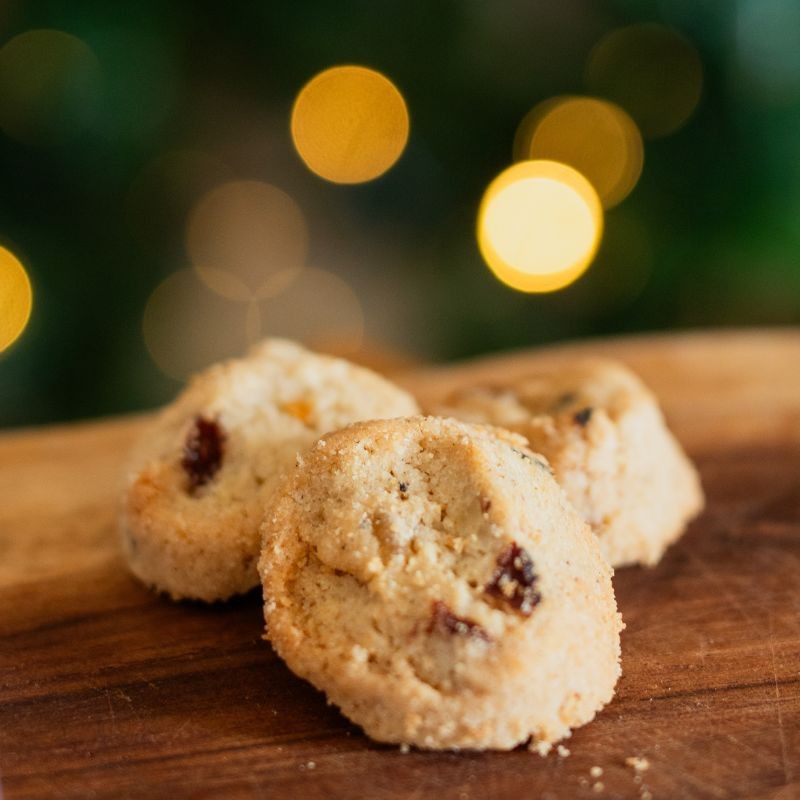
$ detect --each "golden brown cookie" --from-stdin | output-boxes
[120,339,419,601]
[260,416,622,750]
[434,359,704,567]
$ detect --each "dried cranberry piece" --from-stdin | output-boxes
[485,543,541,616]
[428,600,490,641]
[573,407,593,427]
[181,416,225,491]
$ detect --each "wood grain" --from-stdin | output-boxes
[1,329,799,799]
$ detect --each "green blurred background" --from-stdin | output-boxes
[1,0,799,428]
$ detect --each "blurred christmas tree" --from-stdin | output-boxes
[0,0,798,427]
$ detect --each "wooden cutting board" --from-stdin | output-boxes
[2,329,799,800]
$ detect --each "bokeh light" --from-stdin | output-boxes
[0,247,33,353]
[291,65,409,184]
[513,96,643,209]
[143,266,364,380]
[258,268,364,351]
[586,24,703,139]
[186,180,308,301]
[142,269,251,381]
[0,30,102,144]
[477,160,603,293]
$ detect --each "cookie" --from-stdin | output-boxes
[260,416,622,751]
[120,339,419,602]
[434,358,704,567]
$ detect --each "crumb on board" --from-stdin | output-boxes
[557,744,570,758]
[625,756,650,772]
[306,761,316,770]
[530,740,553,757]
[590,766,604,778]
[400,743,410,754]
[592,781,604,793]
[640,790,652,800]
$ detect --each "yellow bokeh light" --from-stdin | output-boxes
[291,65,409,184]
[186,180,308,301]
[0,246,33,352]
[513,96,643,209]
[586,24,703,139]
[477,160,603,293]
[0,29,102,144]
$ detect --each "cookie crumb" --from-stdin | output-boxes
[557,744,571,758]
[530,740,552,757]
[592,781,604,793]
[400,743,410,754]
[590,766,604,778]
[625,756,650,772]
[306,761,316,770]
[640,789,652,800]
[351,644,368,663]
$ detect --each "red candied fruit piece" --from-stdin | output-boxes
[573,407,593,427]
[181,416,225,492]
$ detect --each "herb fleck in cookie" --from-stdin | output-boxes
[260,416,622,751]
[435,359,704,567]
[120,339,419,602]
